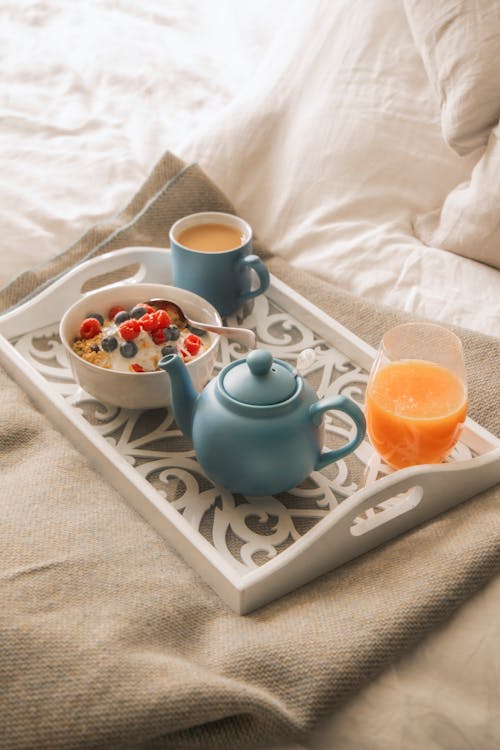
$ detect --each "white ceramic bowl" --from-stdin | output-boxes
[59,282,222,409]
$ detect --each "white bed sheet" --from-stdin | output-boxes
[2,0,499,337]
[1,2,498,749]
[178,0,500,336]
[0,0,289,285]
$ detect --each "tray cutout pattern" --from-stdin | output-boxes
[12,294,475,573]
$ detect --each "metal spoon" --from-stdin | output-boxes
[147,298,256,349]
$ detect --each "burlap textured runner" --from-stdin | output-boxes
[1,153,499,750]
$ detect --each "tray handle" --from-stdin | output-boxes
[0,246,171,340]
[339,448,500,539]
[241,447,500,613]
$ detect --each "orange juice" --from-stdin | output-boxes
[365,359,467,469]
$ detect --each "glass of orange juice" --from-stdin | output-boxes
[365,323,468,469]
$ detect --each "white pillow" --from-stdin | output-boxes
[414,121,500,270]
[403,0,500,155]
[179,0,500,332]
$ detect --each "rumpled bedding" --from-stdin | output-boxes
[1,1,499,749]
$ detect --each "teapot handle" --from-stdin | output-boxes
[310,395,366,471]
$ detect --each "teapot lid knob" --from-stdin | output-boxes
[222,348,298,405]
[247,349,273,376]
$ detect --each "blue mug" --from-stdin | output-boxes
[169,212,270,317]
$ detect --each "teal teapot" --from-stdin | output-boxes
[159,349,366,496]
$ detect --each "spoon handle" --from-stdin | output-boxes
[189,321,256,350]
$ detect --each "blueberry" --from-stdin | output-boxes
[87,312,104,326]
[101,335,118,352]
[120,341,138,358]
[166,324,180,341]
[161,344,177,357]
[130,305,148,319]
[90,344,100,353]
[114,310,131,325]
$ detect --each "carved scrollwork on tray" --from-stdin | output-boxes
[13,295,474,573]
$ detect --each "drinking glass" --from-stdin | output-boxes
[365,323,468,469]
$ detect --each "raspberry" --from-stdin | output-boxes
[80,317,101,339]
[87,312,104,326]
[130,363,145,372]
[119,319,141,340]
[153,309,171,329]
[108,305,125,321]
[138,313,156,332]
[184,333,201,355]
[152,328,166,345]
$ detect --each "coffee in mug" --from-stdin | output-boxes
[177,223,244,253]
[169,212,270,317]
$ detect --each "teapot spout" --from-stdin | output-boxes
[158,353,198,439]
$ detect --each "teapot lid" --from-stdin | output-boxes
[222,349,297,405]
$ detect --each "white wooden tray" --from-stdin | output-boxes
[1,247,499,614]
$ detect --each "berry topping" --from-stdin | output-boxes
[166,324,180,341]
[153,309,171,329]
[101,335,118,352]
[73,298,208,374]
[138,312,156,332]
[161,345,177,356]
[79,317,101,339]
[119,319,141,340]
[114,310,131,325]
[120,341,138,358]
[108,305,125,320]
[130,305,148,319]
[87,312,104,326]
[152,328,166,345]
[184,333,202,355]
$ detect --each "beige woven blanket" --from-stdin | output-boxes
[1,153,499,750]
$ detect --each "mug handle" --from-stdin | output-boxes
[237,255,270,302]
[309,395,366,471]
